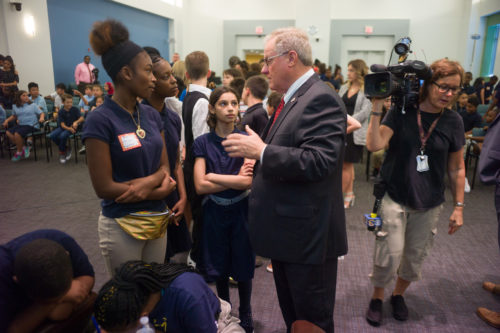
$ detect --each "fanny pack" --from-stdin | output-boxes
[115,209,175,240]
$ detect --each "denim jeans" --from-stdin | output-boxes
[49,127,72,153]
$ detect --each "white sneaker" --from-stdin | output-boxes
[187,252,197,269]
[465,177,471,193]
[59,155,66,164]
[65,148,72,161]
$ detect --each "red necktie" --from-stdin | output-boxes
[269,98,285,133]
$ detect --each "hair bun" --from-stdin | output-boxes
[89,19,130,56]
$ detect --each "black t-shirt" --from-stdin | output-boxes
[458,110,483,132]
[381,107,465,210]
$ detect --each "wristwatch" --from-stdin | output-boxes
[454,202,465,207]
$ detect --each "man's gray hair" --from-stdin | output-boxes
[264,27,312,67]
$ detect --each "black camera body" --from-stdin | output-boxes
[364,60,432,109]
[364,37,432,111]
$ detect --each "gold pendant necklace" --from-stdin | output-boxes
[112,97,146,139]
[130,106,146,139]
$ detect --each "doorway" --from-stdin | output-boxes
[235,35,264,64]
[340,35,394,74]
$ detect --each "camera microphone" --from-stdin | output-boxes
[370,64,387,73]
[363,182,386,232]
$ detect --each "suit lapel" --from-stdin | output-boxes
[265,74,320,143]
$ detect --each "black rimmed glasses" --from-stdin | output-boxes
[432,82,462,95]
[263,51,289,67]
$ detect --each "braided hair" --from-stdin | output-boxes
[94,260,196,330]
[143,46,163,64]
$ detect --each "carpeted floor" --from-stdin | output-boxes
[0,145,499,332]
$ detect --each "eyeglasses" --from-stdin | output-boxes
[432,82,462,95]
[263,51,289,67]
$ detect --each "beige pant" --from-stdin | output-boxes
[370,195,443,287]
[217,298,245,332]
[98,213,167,277]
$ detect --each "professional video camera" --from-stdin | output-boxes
[92,68,99,84]
[364,37,432,111]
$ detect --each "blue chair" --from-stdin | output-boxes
[477,104,489,117]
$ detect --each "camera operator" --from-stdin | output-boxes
[364,59,466,327]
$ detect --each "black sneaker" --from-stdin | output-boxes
[239,310,254,333]
[390,295,409,321]
[366,298,383,327]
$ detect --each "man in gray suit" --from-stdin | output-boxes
[223,27,347,332]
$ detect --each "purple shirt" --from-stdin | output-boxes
[0,229,94,332]
[82,96,166,218]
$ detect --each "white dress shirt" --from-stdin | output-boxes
[188,84,211,140]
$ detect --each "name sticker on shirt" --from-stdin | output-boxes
[118,132,142,151]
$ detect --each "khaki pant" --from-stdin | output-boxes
[370,195,443,287]
[98,213,167,277]
[217,298,245,332]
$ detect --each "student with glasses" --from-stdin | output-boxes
[364,58,466,327]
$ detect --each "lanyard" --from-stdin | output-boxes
[417,109,443,154]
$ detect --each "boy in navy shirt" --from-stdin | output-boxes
[49,93,83,163]
[239,75,269,136]
[0,229,95,333]
[94,261,245,333]
[459,95,483,133]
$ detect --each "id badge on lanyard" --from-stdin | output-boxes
[416,150,429,172]
[416,109,443,173]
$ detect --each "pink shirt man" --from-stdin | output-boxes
[74,56,95,85]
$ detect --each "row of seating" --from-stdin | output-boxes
[0,108,85,164]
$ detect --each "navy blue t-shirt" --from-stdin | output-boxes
[142,100,181,174]
[149,272,220,333]
[459,110,483,132]
[58,106,81,127]
[381,107,465,210]
[484,82,495,101]
[192,130,245,198]
[82,96,166,218]
[142,100,183,208]
[0,229,94,332]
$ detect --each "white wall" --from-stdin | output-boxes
[0,3,9,54]
[1,0,54,94]
[296,0,331,63]
[184,0,296,78]
[466,0,500,76]
[2,0,499,93]
[330,0,470,66]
